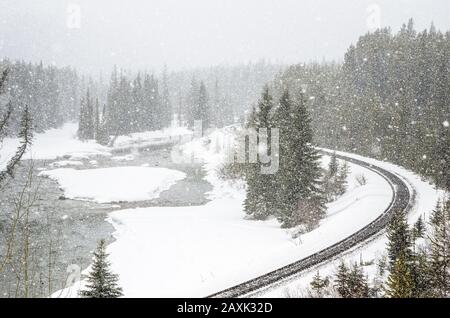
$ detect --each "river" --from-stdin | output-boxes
[0,143,212,297]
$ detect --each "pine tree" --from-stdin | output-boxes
[427,200,450,297]
[410,249,432,298]
[244,86,276,220]
[130,73,143,132]
[186,76,198,128]
[385,253,415,298]
[386,210,412,268]
[347,263,370,298]
[274,89,325,228]
[323,152,342,201]
[94,98,100,139]
[161,66,172,128]
[336,161,349,196]
[79,239,123,298]
[78,96,87,140]
[95,104,110,146]
[335,262,369,298]
[433,126,450,190]
[335,262,350,298]
[310,271,330,298]
[142,74,156,131]
[197,81,209,133]
[328,152,338,177]
[78,90,95,140]
[412,216,425,240]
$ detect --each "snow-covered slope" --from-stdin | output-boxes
[0,123,109,171]
[44,126,434,298]
[0,122,192,171]
[255,148,443,297]
[62,131,393,297]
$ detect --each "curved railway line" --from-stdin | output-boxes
[208,150,412,298]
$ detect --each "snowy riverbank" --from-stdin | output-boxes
[60,129,393,297]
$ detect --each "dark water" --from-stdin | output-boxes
[0,144,212,297]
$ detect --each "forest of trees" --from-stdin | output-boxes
[275,19,450,191]
[0,58,280,143]
[0,59,79,133]
[239,86,328,230]
[78,63,280,140]
[305,198,449,298]
[102,67,172,136]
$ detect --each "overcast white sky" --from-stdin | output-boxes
[0,0,449,74]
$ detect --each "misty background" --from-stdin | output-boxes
[1,0,449,74]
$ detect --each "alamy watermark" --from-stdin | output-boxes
[170,121,279,174]
[366,3,381,31]
[66,3,81,29]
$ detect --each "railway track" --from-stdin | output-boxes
[208,150,411,298]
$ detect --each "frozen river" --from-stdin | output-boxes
[0,144,211,297]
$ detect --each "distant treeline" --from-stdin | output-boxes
[78,61,282,140]
[0,58,282,138]
[0,59,80,133]
[274,19,450,190]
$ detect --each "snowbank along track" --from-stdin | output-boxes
[208,150,411,298]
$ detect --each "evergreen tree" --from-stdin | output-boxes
[94,98,100,139]
[186,75,198,128]
[274,89,325,228]
[197,81,209,132]
[328,152,338,177]
[142,74,156,131]
[336,161,349,196]
[386,210,412,268]
[427,200,450,296]
[78,96,88,140]
[385,253,415,298]
[95,104,110,146]
[275,22,450,190]
[412,216,425,240]
[335,262,350,298]
[244,86,276,220]
[78,90,95,140]
[130,73,143,132]
[335,262,369,298]
[323,154,349,201]
[410,249,432,298]
[79,239,123,298]
[161,66,172,128]
[433,126,450,190]
[346,263,370,298]
[310,271,330,298]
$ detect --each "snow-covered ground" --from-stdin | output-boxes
[39,167,186,203]
[0,123,109,171]
[0,122,192,171]
[6,123,440,298]
[255,148,443,297]
[56,129,396,297]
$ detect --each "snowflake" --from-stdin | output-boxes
[443,120,449,128]
[422,155,427,159]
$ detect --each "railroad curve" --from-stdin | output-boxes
[208,150,412,298]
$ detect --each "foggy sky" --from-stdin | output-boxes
[0,0,449,74]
